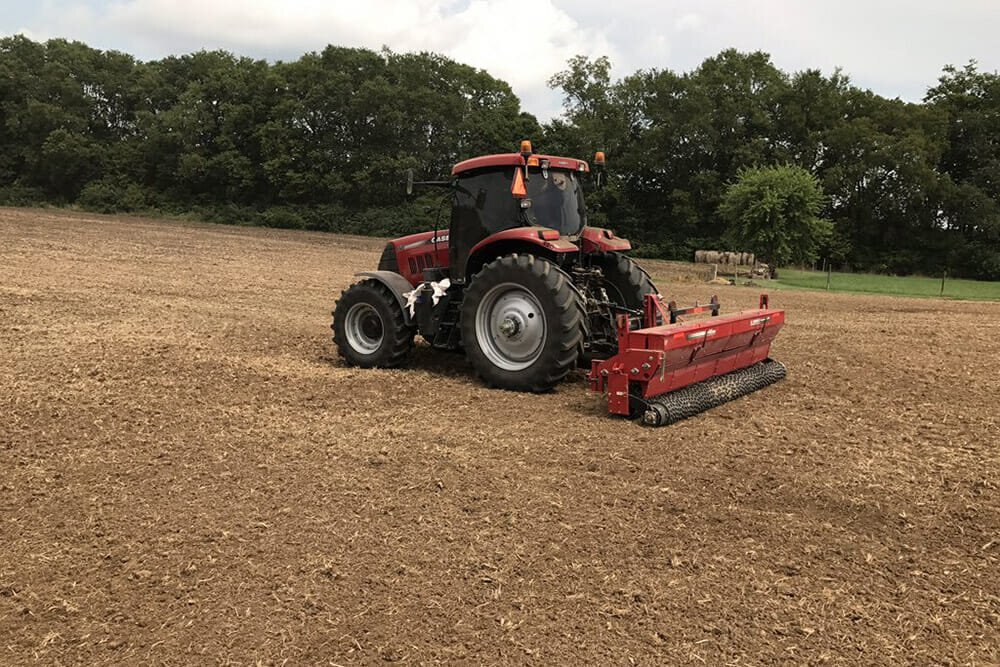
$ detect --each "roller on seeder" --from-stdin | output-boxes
[588,294,786,425]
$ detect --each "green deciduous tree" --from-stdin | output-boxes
[925,62,1000,278]
[718,165,833,273]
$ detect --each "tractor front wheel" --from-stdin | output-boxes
[332,280,414,368]
[461,254,584,392]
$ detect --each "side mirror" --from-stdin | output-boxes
[405,168,414,196]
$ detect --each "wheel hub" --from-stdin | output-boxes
[361,314,382,339]
[498,316,521,338]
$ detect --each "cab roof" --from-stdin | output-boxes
[451,153,590,176]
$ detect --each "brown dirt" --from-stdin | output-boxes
[1,207,998,665]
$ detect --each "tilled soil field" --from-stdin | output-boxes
[2,207,998,665]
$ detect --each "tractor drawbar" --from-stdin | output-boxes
[639,358,787,426]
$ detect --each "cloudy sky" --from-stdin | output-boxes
[4,0,998,121]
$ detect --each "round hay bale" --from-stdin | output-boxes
[694,250,707,263]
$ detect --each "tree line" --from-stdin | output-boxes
[0,35,538,236]
[1,36,998,279]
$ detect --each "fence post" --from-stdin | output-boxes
[940,269,947,297]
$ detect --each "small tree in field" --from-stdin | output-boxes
[718,165,832,276]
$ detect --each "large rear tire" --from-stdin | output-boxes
[461,254,584,392]
[332,280,414,368]
[587,251,657,309]
[583,251,659,360]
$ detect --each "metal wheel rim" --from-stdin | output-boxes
[475,282,546,371]
[344,302,384,354]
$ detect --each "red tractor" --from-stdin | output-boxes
[332,142,785,425]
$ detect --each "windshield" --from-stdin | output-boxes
[526,169,586,236]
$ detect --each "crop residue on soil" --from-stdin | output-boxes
[1,207,998,664]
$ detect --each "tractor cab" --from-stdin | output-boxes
[447,142,591,280]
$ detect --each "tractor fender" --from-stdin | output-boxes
[579,227,632,253]
[354,271,415,325]
[465,227,578,280]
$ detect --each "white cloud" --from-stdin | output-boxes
[14,26,49,42]
[674,13,703,33]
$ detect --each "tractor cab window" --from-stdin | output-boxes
[449,167,587,274]
[526,169,586,236]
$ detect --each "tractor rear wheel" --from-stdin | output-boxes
[583,251,658,359]
[332,280,414,368]
[588,251,657,309]
[461,254,584,392]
